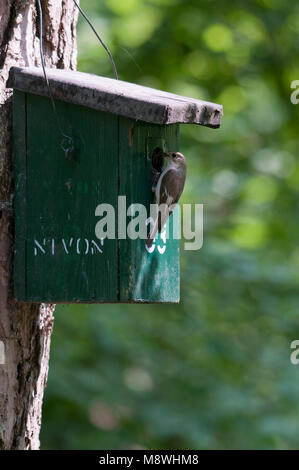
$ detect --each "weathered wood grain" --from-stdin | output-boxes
[8,66,223,128]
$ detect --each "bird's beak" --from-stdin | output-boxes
[162,152,171,160]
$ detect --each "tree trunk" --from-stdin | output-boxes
[0,0,78,450]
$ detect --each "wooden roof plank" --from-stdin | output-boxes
[7,67,222,128]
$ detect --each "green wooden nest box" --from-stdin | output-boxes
[8,66,222,303]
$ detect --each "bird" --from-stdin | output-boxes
[146,151,186,248]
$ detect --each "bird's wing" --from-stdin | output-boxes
[158,168,183,206]
[157,169,180,233]
[147,168,185,247]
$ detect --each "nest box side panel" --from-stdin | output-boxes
[13,91,27,300]
[119,117,180,303]
[15,93,118,302]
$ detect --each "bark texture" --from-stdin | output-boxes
[0,0,78,450]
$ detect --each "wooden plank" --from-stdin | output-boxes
[119,117,180,303]
[13,91,27,300]
[23,94,118,302]
[8,67,223,128]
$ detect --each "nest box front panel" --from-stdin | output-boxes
[14,91,118,302]
[119,117,180,303]
[13,92,181,303]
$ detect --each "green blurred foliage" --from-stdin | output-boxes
[41,0,299,449]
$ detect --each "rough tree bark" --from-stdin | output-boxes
[0,0,78,450]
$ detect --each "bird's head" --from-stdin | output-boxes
[163,151,186,168]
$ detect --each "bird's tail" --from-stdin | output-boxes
[146,204,170,248]
[146,217,159,248]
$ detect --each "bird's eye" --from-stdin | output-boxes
[172,153,176,158]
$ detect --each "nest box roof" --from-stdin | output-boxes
[8,67,222,128]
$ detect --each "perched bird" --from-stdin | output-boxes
[146,151,186,248]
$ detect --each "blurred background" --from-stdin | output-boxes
[41,0,299,449]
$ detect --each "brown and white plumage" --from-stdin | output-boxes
[146,151,186,248]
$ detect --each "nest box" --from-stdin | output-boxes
[8,66,222,303]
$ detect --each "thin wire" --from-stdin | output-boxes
[72,0,118,80]
[37,0,74,155]
[119,47,142,72]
